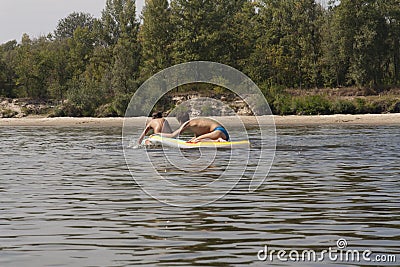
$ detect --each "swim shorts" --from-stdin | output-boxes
[213,126,230,141]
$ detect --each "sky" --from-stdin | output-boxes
[0,0,328,45]
[0,0,145,44]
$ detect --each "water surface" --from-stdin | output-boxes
[0,125,399,266]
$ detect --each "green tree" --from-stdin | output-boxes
[229,1,259,71]
[139,0,173,78]
[320,6,346,87]
[332,0,388,87]
[0,40,17,97]
[99,0,140,115]
[382,0,400,84]
[65,45,113,117]
[12,35,68,99]
[112,35,140,95]
[0,58,10,96]
[170,0,247,64]
[67,27,97,80]
[12,34,50,98]
[248,0,323,88]
[54,12,95,39]
[101,0,138,45]
[45,39,71,100]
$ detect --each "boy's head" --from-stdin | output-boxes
[152,111,163,119]
[176,111,190,124]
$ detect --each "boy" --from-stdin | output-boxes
[138,112,172,144]
[161,112,229,143]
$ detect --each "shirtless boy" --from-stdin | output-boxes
[138,112,172,144]
[161,112,229,143]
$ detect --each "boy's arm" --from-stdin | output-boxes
[138,125,150,144]
[160,127,182,138]
[160,121,190,138]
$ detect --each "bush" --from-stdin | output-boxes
[48,101,83,117]
[354,98,367,113]
[331,100,356,114]
[272,94,292,115]
[292,95,331,115]
[111,93,131,117]
[366,98,395,114]
[389,100,400,113]
[94,103,118,117]
[65,77,108,117]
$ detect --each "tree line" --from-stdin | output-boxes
[0,0,399,116]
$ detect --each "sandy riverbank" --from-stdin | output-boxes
[1,113,400,127]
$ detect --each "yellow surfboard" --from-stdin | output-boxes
[145,135,250,149]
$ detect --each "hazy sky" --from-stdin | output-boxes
[0,0,145,44]
[0,0,328,44]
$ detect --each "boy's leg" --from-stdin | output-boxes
[190,131,225,142]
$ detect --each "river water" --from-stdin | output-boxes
[0,125,399,266]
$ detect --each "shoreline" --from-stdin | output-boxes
[1,113,400,127]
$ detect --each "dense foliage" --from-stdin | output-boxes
[0,0,399,116]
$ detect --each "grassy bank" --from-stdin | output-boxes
[1,87,400,118]
[270,94,400,115]
[267,87,400,115]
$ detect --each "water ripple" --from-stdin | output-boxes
[0,125,399,266]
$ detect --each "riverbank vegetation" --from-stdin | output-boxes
[0,0,399,117]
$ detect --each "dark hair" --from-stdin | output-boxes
[152,112,163,119]
[176,111,190,124]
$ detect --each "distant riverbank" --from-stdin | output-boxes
[2,89,400,119]
[1,114,400,127]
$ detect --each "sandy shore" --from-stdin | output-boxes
[1,113,400,127]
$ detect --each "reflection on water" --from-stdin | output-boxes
[0,125,399,266]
